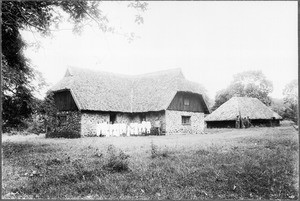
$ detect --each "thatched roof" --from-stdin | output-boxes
[205,97,282,121]
[51,67,210,113]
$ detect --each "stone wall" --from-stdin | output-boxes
[53,110,203,136]
[119,111,166,132]
[81,112,110,136]
[80,111,166,136]
[54,111,81,135]
[144,111,166,132]
[115,113,132,124]
[165,110,204,134]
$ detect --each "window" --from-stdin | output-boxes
[182,116,191,125]
[57,115,67,126]
[110,114,116,124]
[184,98,190,106]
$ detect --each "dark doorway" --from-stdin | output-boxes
[141,114,146,122]
[110,113,116,124]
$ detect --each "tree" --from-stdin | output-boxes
[211,88,232,111]
[282,79,298,123]
[1,1,147,131]
[270,98,287,119]
[212,70,273,110]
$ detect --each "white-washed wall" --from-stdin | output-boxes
[165,110,204,134]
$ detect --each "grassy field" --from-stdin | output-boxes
[2,126,299,199]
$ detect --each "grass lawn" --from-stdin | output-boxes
[2,126,299,199]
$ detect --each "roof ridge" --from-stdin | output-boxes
[67,66,132,78]
[67,66,183,78]
[131,68,182,78]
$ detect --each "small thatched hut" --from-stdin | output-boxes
[205,97,282,128]
[50,67,210,136]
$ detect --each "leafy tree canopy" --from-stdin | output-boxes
[1,1,147,131]
[283,79,298,106]
[282,79,298,123]
[212,70,273,111]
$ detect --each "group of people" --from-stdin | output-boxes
[96,121,152,137]
[128,121,152,136]
[235,115,252,129]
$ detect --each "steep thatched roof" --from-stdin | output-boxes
[205,97,282,121]
[51,67,210,113]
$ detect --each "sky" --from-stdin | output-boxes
[21,1,298,101]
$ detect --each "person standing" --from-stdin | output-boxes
[246,116,252,128]
[243,117,248,128]
[154,118,161,135]
[236,115,240,129]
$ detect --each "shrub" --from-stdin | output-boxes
[45,131,81,139]
[103,145,130,173]
[25,114,45,134]
[4,129,32,136]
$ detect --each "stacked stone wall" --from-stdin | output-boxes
[81,112,109,136]
[165,110,204,134]
[80,111,166,136]
[54,110,203,136]
[144,111,166,132]
[116,112,166,131]
[115,113,132,124]
[54,111,81,135]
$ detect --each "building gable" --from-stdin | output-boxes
[167,92,209,113]
[53,90,78,111]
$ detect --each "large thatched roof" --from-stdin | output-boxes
[51,67,210,113]
[205,97,282,121]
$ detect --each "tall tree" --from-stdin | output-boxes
[1,1,147,131]
[282,79,298,123]
[212,70,273,110]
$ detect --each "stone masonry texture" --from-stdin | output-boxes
[80,111,166,136]
[165,110,204,134]
[55,111,81,135]
[81,112,110,136]
[55,110,205,136]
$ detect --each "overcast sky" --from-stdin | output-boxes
[21,1,298,101]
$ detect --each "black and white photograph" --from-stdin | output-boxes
[1,1,298,199]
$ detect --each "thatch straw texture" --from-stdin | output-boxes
[205,97,282,121]
[51,67,209,113]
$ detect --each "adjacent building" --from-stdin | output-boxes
[205,97,282,128]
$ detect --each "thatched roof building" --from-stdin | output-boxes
[50,67,210,136]
[205,97,282,128]
[51,67,210,113]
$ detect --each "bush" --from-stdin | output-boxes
[45,131,81,139]
[103,145,130,172]
[3,113,45,135]
[4,129,32,136]
[25,114,45,134]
